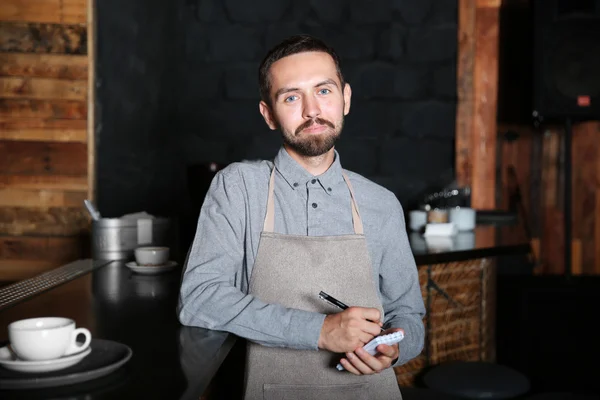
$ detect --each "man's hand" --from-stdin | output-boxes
[338,328,403,375]
[317,307,382,353]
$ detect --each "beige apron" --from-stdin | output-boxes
[243,169,402,400]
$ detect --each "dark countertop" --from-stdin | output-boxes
[0,221,530,398]
[0,260,236,400]
[411,223,531,265]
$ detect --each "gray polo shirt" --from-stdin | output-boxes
[178,147,425,366]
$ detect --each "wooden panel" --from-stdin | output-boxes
[0,207,89,236]
[0,117,86,142]
[0,0,87,24]
[0,22,87,54]
[0,141,87,176]
[87,0,95,202]
[0,235,83,261]
[0,99,86,119]
[0,77,87,100]
[455,0,476,187]
[0,189,87,207]
[0,52,87,79]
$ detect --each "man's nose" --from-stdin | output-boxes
[302,95,321,119]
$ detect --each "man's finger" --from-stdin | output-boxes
[360,307,381,323]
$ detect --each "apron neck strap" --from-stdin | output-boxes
[263,168,364,235]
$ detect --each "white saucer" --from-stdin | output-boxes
[0,346,92,373]
[125,260,178,275]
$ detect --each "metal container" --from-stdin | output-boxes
[91,217,171,260]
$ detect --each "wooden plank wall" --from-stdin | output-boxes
[0,0,91,281]
[498,123,600,275]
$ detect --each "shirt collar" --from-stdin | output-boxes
[273,147,345,192]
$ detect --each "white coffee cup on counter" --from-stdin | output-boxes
[408,210,427,232]
[448,207,476,231]
[134,246,170,266]
[8,317,92,361]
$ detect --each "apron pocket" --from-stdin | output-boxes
[263,382,370,400]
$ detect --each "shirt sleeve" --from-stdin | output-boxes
[379,198,426,366]
[177,168,326,350]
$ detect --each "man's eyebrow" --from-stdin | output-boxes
[315,79,339,88]
[273,79,340,100]
[274,87,299,100]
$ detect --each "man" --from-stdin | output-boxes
[178,35,425,399]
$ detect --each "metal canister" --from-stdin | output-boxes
[91,218,171,260]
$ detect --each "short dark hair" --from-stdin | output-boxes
[258,34,345,106]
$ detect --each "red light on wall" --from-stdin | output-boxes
[577,95,591,107]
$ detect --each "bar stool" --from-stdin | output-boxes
[525,393,599,400]
[401,387,464,399]
[423,361,531,399]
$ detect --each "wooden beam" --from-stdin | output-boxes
[471,1,500,209]
[0,77,87,100]
[0,0,87,24]
[456,0,476,188]
[0,141,87,176]
[0,189,87,207]
[0,52,88,79]
[0,175,87,191]
[0,207,89,236]
[456,0,500,209]
[0,117,87,142]
[0,22,87,54]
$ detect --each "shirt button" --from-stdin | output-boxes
[312,203,318,208]
[293,182,299,187]
[327,187,332,192]
[311,179,316,184]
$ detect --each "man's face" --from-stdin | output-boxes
[259,51,352,158]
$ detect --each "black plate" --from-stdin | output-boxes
[0,339,132,390]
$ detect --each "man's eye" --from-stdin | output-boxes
[318,88,331,95]
[285,95,298,102]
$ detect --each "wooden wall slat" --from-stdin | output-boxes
[0,52,87,79]
[0,141,87,176]
[0,207,89,236]
[0,22,87,54]
[0,189,87,207]
[0,117,86,142]
[0,0,87,25]
[0,99,86,119]
[0,235,84,261]
[0,76,87,100]
[0,175,87,191]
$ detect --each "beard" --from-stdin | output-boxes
[280,117,344,157]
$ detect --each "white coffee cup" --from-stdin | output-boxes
[134,246,170,266]
[8,317,92,361]
[408,210,427,231]
[448,207,476,231]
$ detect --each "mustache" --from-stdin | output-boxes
[295,118,335,135]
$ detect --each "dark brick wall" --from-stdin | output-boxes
[176,0,457,206]
[96,0,457,247]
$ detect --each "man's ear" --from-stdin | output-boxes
[343,83,352,116]
[259,101,278,130]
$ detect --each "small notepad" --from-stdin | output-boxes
[336,331,405,371]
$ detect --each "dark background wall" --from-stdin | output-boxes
[96,0,458,248]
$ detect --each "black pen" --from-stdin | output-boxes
[318,291,384,331]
